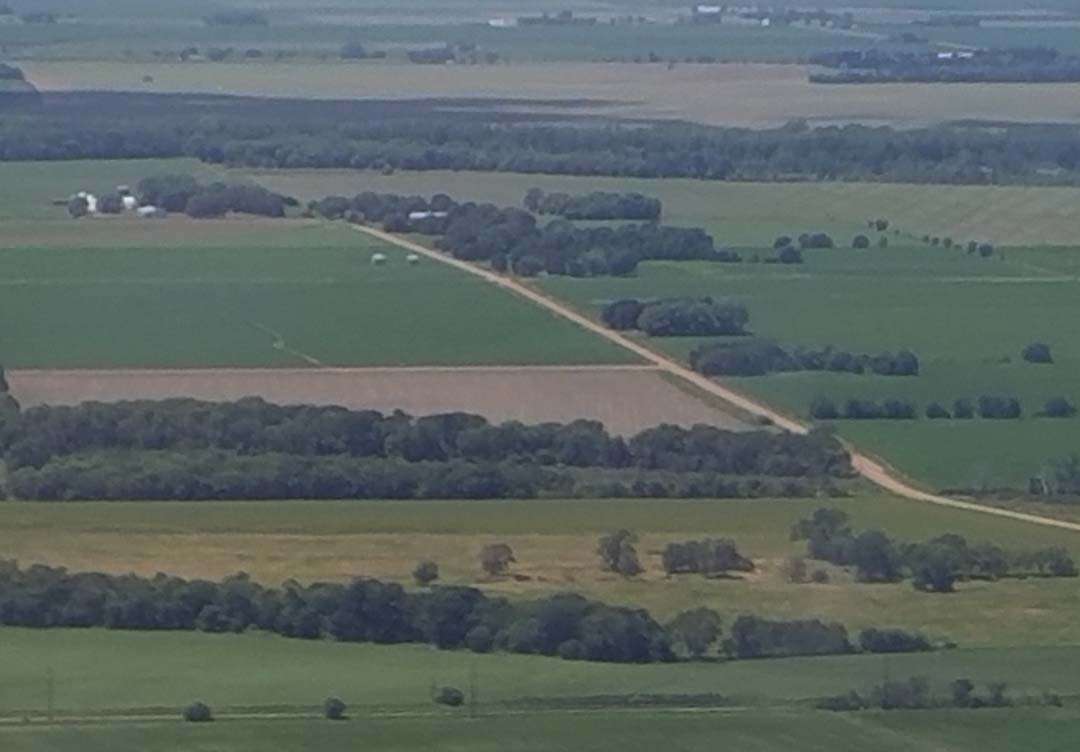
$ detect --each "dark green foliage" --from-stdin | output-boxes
[724,615,852,659]
[434,687,465,707]
[603,297,749,337]
[776,245,803,264]
[1030,454,1080,498]
[340,42,371,60]
[323,697,347,720]
[667,608,722,658]
[952,398,975,419]
[204,10,267,26]
[0,63,23,80]
[1022,342,1054,364]
[136,174,200,212]
[596,530,643,577]
[96,193,124,214]
[977,395,1022,419]
[852,234,870,249]
[66,195,89,218]
[661,539,754,576]
[809,397,840,420]
[858,628,932,654]
[183,701,213,722]
[526,189,662,220]
[690,341,918,378]
[413,560,440,586]
[925,402,951,419]
[978,243,995,258]
[798,232,834,249]
[0,399,853,501]
[839,399,917,420]
[1042,397,1076,418]
[793,508,1077,591]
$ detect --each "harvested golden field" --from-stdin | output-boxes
[8,366,755,435]
[24,61,1080,127]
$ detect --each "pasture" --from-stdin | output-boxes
[0,223,633,369]
[3,497,1079,646]
[23,61,1080,128]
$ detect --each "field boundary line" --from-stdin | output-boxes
[352,224,1080,535]
[8,365,663,377]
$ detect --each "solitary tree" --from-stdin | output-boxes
[479,543,515,577]
[413,560,440,586]
[597,530,643,577]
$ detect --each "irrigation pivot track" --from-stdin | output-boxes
[353,225,1080,534]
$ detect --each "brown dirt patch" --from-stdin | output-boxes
[8,366,755,435]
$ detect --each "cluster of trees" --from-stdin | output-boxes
[203,10,268,26]
[818,677,1032,712]
[809,398,917,421]
[128,174,293,218]
[690,341,919,378]
[1022,342,1053,364]
[16,92,1080,186]
[0,399,854,501]
[1030,455,1080,499]
[661,539,753,577]
[602,298,750,337]
[811,47,1080,84]
[0,563,673,664]
[523,189,662,220]
[792,507,1078,592]
[0,63,23,81]
[774,232,835,250]
[312,191,729,276]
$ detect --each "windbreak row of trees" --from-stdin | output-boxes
[0,399,854,500]
[690,341,919,378]
[791,508,1078,592]
[12,93,1080,185]
[602,298,750,337]
[809,395,1042,421]
[811,47,1080,84]
[523,188,662,220]
[0,561,938,664]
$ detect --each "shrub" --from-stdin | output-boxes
[413,560,440,586]
[852,234,870,249]
[434,686,465,707]
[777,245,803,264]
[1022,342,1053,364]
[1042,397,1076,418]
[323,697,347,720]
[597,530,644,577]
[978,243,995,258]
[810,397,840,420]
[977,395,1022,420]
[782,556,809,584]
[952,398,975,419]
[925,402,951,419]
[858,628,932,654]
[479,544,515,577]
[183,701,213,722]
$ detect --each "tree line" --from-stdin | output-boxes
[13,92,1080,186]
[523,188,662,221]
[811,47,1080,84]
[691,341,919,378]
[791,508,1078,593]
[817,676,1054,713]
[69,173,295,219]
[602,298,750,337]
[807,394,1067,422]
[0,398,854,501]
[0,561,940,665]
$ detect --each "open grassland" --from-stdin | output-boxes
[540,244,1080,491]
[0,223,633,369]
[3,497,1079,646]
[7,366,752,435]
[24,61,1080,128]
[4,709,1080,752]
[249,168,1080,248]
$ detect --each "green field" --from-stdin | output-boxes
[3,497,1079,647]
[5,707,1080,752]
[0,222,633,368]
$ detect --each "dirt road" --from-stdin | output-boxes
[355,225,1080,534]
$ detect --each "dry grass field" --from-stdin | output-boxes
[24,61,1080,127]
[7,366,755,435]
[3,497,1080,647]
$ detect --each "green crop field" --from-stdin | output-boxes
[3,497,1079,647]
[0,628,1078,715]
[0,222,633,369]
[5,707,1080,752]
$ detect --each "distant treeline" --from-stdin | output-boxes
[792,507,1078,592]
[0,562,936,663]
[812,47,1080,84]
[523,189,662,221]
[0,398,854,501]
[602,298,749,337]
[808,395,1059,422]
[690,341,919,378]
[0,63,23,81]
[12,92,1080,186]
[311,191,732,277]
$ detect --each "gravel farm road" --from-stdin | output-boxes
[354,224,1080,534]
